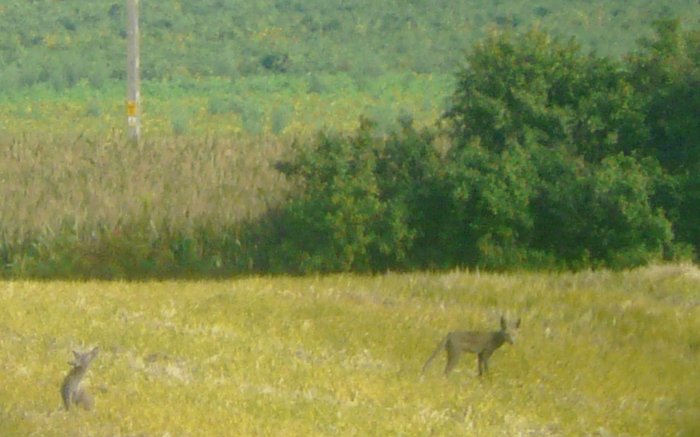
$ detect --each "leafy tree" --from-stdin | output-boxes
[628,19,700,171]
[272,119,417,273]
[528,144,592,266]
[374,119,448,267]
[445,140,539,268]
[677,167,700,254]
[442,28,675,269]
[444,28,648,162]
[628,20,700,252]
[584,154,673,267]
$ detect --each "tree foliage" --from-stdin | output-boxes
[627,20,700,252]
[271,120,422,273]
[445,29,649,162]
[1,1,697,91]
[269,23,695,273]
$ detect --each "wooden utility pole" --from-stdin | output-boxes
[126,0,141,142]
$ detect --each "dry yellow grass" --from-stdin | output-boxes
[1,265,698,435]
[0,134,288,243]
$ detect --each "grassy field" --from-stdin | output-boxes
[0,73,450,141]
[1,265,698,436]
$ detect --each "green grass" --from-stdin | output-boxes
[1,265,698,435]
[3,0,698,140]
[0,73,450,139]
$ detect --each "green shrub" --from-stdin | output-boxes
[584,154,673,267]
[271,119,424,273]
[442,140,534,268]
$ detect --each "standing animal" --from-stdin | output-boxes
[422,316,520,377]
[60,347,99,410]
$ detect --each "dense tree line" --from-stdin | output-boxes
[0,1,693,90]
[269,21,700,272]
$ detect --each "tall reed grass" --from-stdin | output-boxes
[0,133,289,277]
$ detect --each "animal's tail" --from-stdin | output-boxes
[422,335,448,374]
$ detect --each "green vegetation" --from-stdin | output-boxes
[2,0,696,85]
[1,266,699,435]
[1,0,700,276]
[2,19,700,277]
[270,22,699,272]
[1,0,699,138]
[0,73,449,138]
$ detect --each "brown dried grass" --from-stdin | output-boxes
[0,133,289,243]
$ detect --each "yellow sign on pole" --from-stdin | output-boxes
[127,100,138,117]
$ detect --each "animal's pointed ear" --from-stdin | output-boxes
[500,315,507,330]
[72,350,81,359]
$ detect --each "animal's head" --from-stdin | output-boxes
[500,316,521,344]
[69,347,99,369]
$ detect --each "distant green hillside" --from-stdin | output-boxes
[1,0,699,90]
